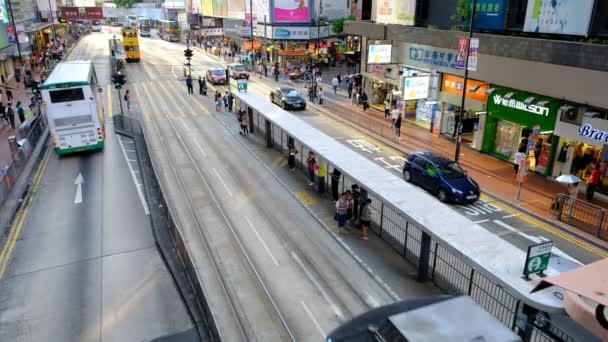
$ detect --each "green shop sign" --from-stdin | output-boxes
[485,86,559,130]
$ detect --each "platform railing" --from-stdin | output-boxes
[552,193,608,242]
[238,102,577,342]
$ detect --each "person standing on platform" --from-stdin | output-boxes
[586,163,601,201]
[359,199,371,240]
[351,184,360,223]
[185,75,193,94]
[335,193,349,235]
[287,145,297,171]
[330,168,341,202]
[240,114,249,135]
[306,151,317,186]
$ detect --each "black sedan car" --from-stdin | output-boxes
[269,87,306,110]
[402,151,480,203]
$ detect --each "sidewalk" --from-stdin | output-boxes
[195,49,608,248]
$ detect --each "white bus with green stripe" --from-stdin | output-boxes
[41,60,105,155]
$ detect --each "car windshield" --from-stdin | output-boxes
[231,65,245,71]
[285,90,300,97]
[438,162,466,179]
[211,70,224,75]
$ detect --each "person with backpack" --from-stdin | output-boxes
[124,89,131,112]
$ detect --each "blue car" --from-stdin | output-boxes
[402,152,480,203]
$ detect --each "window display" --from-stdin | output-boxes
[494,119,522,160]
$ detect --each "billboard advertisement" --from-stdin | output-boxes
[224,19,251,37]
[202,0,213,16]
[273,0,309,22]
[228,0,246,18]
[523,0,594,36]
[213,0,227,17]
[403,76,430,100]
[367,44,391,64]
[60,7,104,20]
[472,0,506,30]
[0,0,10,50]
[375,0,415,26]
[245,0,269,26]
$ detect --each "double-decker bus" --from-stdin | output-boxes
[91,19,101,32]
[121,28,141,62]
[126,15,138,28]
[41,61,105,155]
[158,20,180,42]
[138,17,151,37]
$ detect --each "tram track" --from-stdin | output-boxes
[145,104,296,341]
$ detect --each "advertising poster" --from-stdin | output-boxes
[274,0,309,22]
[16,24,27,43]
[367,44,391,64]
[228,0,246,18]
[202,0,213,16]
[467,38,478,71]
[6,24,15,44]
[375,0,415,26]
[523,0,594,36]
[454,37,467,69]
[471,0,506,30]
[403,76,430,101]
[213,0,227,17]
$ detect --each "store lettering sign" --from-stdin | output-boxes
[492,95,550,116]
[409,46,461,69]
[578,124,608,143]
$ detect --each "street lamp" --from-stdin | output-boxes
[454,0,477,163]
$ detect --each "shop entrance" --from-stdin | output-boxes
[440,104,478,146]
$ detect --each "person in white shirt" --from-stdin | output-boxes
[390,107,400,127]
[331,76,339,94]
[317,87,324,105]
[513,147,527,176]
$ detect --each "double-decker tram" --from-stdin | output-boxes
[158,20,180,42]
[121,27,141,62]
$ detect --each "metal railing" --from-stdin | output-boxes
[0,114,46,209]
[240,104,577,342]
[552,193,608,242]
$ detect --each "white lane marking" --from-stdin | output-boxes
[301,301,325,339]
[118,137,150,215]
[179,117,190,131]
[212,168,233,197]
[291,251,344,321]
[502,213,519,219]
[365,291,380,308]
[142,62,157,80]
[473,219,489,224]
[245,216,280,267]
[171,65,177,79]
[74,173,83,204]
[123,149,136,153]
[493,220,581,265]
[193,139,207,157]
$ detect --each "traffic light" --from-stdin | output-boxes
[112,73,126,89]
[111,50,116,60]
[32,81,40,94]
[184,48,193,59]
[53,53,60,63]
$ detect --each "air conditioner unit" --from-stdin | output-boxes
[560,106,581,125]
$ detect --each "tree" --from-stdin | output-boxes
[331,15,356,35]
[113,0,135,8]
[450,0,471,28]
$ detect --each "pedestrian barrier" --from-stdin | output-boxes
[552,193,608,242]
[232,91,577,342]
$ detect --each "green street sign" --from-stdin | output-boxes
[237,79,248,92]
[523,241,553,279]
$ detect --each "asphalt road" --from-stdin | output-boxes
[0,32,197,342]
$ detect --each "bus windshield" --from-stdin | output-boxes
[93,20,101,25]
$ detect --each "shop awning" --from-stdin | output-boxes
[278,50,306,56]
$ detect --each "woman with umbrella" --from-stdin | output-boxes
[556,174,582,218]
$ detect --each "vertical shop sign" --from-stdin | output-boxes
[455,37,467,69]
[6,24,15,44]
[467,38,479,71]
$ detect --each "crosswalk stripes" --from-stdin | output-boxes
[147,82,175,119]
[157,81,187,118]
[132,83,151,121]
[140,82,164,120]
[167,80,212,117]
[159,80,201,118]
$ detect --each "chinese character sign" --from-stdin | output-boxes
[367,44,391,64]
[470,0,506,30]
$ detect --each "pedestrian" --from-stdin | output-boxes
[336,72,342,87]
[347,80,353,99]
[335,192,349,235]
[227,92,233,112]
[6,103,15,129]
[359,198,372,240]
[513,147,527,176]
[198,76,204,95]
[288,145,297,171]
[6,89,12,102]
[332,76,339,94]
[274,68,279,82]
[124,89,131,112]
[0,102,5,124]
[317,86,324,105]
[586,163,601,201]
[223,92,229,110]
[351,184,360,223]
[215,97,222,112]
[533,138,543,167]
[360,92,369,111]
[240,113,249,135]
[345,190,354,226]
[384,97,391,119]
[185,74,193,94]
[307,81,313,101]
[393,112,402,141]
[351,89,358,107]
[390,106,400,127]
[16,101,24,124]
[306,151,317,186]
[14,71,20,84]
[566,182,580,218]
[330,168,341,202]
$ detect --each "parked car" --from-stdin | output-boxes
[269,87,306,110]
[206,68,227,85]
[402,151,480,203]
[227,63,250,79]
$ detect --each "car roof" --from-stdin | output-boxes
[413,151,453,165]
[209,68,224,72]
[279,87,296,93]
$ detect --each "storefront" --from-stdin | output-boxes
[482,86,560,176]
[437,74,488,150]
[363,66,400,112]
[553,105,608,193]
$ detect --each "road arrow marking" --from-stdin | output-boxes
[74,173,83,204]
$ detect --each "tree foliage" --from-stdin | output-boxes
[113,0,135,8]
[331,15,356,34]
[450,0,471,28]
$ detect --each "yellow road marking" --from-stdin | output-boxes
[295,191,317,206]
[172,81,210,116]
[147,82,174,119]
[158,82,186,118]
[140,83,164,120]
[106,84,113,119]
[0,147,52,278]
[164,82,201,117]
[132,83,150,121]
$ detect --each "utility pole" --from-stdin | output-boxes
[112,72,126,115]
[249,0,255,68]
[184,42,193,75]
[47,0,58,47]
[6,0,22,60]
[454,0,477,162]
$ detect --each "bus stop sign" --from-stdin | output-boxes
[237,79,247,92]
[523,241,553,280]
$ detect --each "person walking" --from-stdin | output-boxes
[390,106,400,127]
[6,103,15,129]
[317,86,324,105]
[223,92,229,110]
[185,74,193,94]
[359,198,372,240]
[360,92,369,111]
[347,80,353,99]
[384,97,391,119]
[287,145,297,171]
[198,76,205,95]
[306,151,317,186]
[351,184,360,223]
[16,101,25,124]
[336,72,342,87]
[227,92,233,112]
[331,76,339,94]
[393,112,402,141]
[586,163,601,201]
[335,193,349,235]
[330,168,341,202]
[307,81,313,101]
[124,89,131,112]
[513,147,527,176]
[6,89,13,102]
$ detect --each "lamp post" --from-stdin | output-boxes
[454,0,477,163]
[249,0,255,69]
